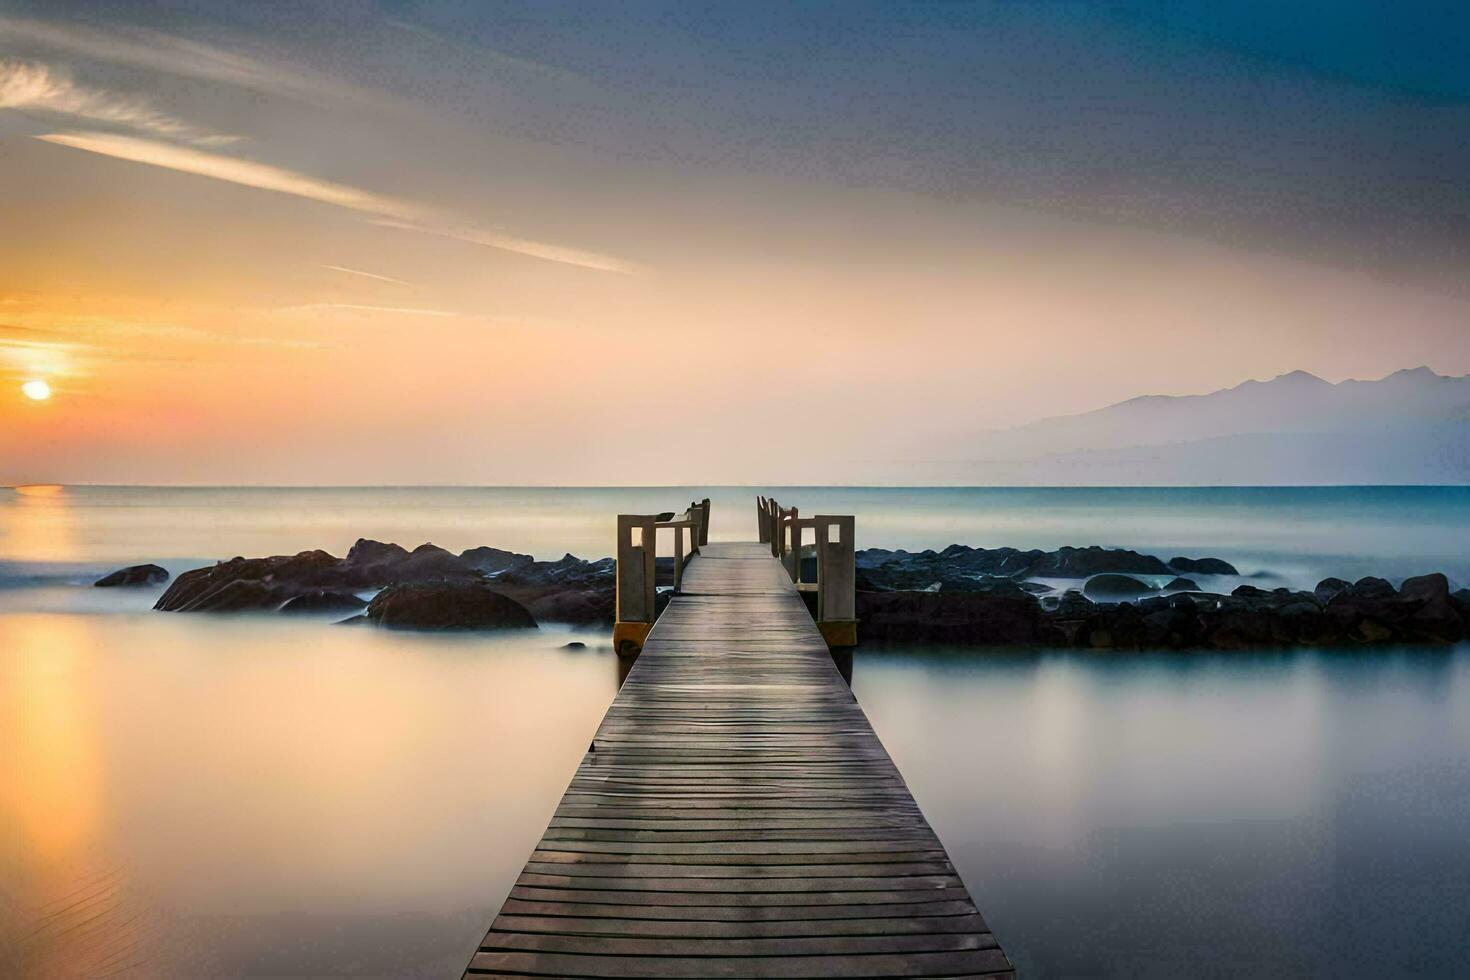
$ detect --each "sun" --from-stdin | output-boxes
[21,379,52,401]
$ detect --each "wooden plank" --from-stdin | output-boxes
[463,541,1013,978]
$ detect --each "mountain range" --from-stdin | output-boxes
[949,367,1470,484]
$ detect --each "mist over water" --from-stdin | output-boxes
[4,485,1469,586]
[2,485,1469,976]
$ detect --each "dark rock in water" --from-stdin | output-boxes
[1314,577,1351,604]
[857,590,1045,646]
[853,543,1233,595]
[1163,577,1200,593]
[189,578,290,612]
[459,546,535,575]
[1028,546,1171,577]
[1168,556,1239,576]
[279,590,366,614]
[1019,581,1054,595]
[854,565,1470,651]
[95,563,169,587]
[1053,589,1094,618]
[364,582,537,631]
[562,641,587,649]
[343,537,409,569]
[1350,576,1396,600]
[155,549,343,611]
[522,588,615,628]
[1084,574,1154,600]
[1400,573,1450,602]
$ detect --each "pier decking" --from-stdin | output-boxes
[464,535,1012,978]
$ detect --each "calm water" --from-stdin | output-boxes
[2,485,1469,977]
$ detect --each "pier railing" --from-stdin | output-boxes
[612,498,709,655]
[757,494,858,649]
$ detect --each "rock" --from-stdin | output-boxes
[1314,577,1351,604]
[459,546,535,574]
[1053,589,1094,618]
[1026,546,1172,578]
[1083,574,1154,600]
[95,563,169,587]
[181,578,290,612]
[279,590,366,614]
[561,641,587,649]
[1399,573,1450,602]
[1168,556,1239,575]
[364,582,537,631]
[155,549,344,611]
[1349,576,1396,600]
[856,590,1044,646]
[854,543,1190,588]
[1163,577,1200,593]
[522,588,616,628]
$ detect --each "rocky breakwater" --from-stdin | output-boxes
[153,538,626,628]
[852,545,1470,649]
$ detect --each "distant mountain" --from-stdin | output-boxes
[952,367,1470,484]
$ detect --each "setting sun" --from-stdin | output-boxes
[21,380,52,401]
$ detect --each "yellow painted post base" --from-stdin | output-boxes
[613,621,653,657]
[817,619,858,650]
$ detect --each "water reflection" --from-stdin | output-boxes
[851,644,1470,977]
[0,614,615,977]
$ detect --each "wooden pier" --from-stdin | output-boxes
[464,501,1012,978]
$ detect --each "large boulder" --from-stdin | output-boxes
[364,582,537,631]
[1313,577,1351,604]
[1168,556,1239,576]
[1083,574,1154,600]
[155,550,342,611]
[95,563,170,587]
[1163,577,1200,593]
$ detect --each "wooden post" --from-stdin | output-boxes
[698,497,711,546]
[815,515,857,649]
[756,496,769,543]
[782,509,802,581]
[613,514,657,657]
[672,523,685,593]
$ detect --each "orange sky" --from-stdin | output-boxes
[3,8,1469,485]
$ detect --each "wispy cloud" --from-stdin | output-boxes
[322,265,417,287]
[37,131,421,216]
[371,219,644,275]
[37,131,641,274]
[0,59,237,146]
[0,16,385,112]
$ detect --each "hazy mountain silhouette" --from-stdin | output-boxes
[957,367,1470,484]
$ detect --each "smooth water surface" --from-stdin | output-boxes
[3,485,1470,976]
[856,646,1470,977]
[0,610,614,977]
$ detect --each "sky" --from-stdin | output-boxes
[2,1,1468,485]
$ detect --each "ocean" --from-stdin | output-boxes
[2,485,1469,977]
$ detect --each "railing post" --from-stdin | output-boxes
[815,515,857,649]
[673,522,685,593]
[613,514,657,657]
[698,497,711,547]
[780,507,799,577]
[756,495,769,543]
